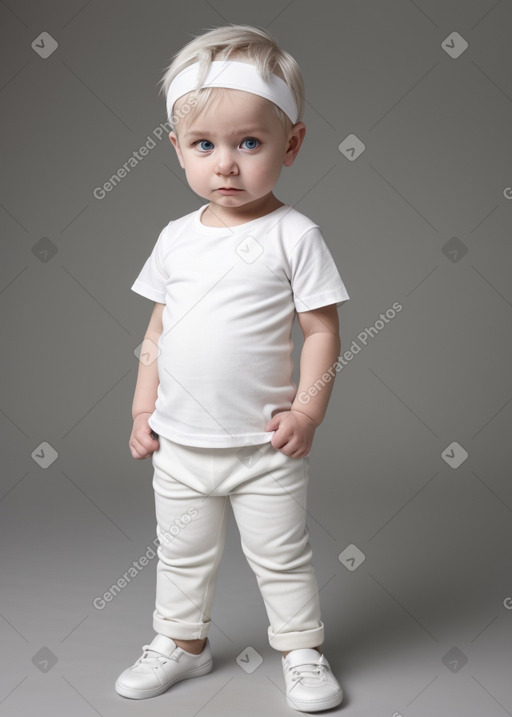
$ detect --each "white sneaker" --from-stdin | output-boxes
[115,634,213,699]
[282,648,343,712]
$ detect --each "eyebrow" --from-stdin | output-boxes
[183,127,270,138]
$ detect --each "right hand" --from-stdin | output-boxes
[129,412,160,459]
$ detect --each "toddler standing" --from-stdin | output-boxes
[115,24,350,713]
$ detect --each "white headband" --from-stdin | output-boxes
[166,60,299,125]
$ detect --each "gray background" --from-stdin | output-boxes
[1,0,511,715]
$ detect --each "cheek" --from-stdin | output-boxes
[184,160,207,183]
[250,157,282,185]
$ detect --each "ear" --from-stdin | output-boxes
[169,131,185,169]
[283,122,306,167]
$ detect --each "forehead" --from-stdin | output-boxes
[178,88,281,136]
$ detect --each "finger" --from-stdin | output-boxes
[131,437,150,460]
[275,442,293,456]
[271,430,292,449]
[271,436,287,450]
[284,441,302,458]
[140,432,157,448]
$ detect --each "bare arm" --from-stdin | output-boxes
[266,304,341,458]
[291,303,341,426]
[129,302,164,459]
[132,302,164,418]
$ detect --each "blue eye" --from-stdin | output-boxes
[241,137,260,150]
[196,140,214,151]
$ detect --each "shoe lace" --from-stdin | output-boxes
[290,661,327,682]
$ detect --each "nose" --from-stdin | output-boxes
[215,147,239,175]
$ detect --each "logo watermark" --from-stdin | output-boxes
[92,506,198,610]
[93,95,198,200]
[297,301,403,404]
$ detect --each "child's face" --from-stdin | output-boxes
[169,89,305,214]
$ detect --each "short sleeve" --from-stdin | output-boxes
[288,226,350,312]
[130,224,171,303]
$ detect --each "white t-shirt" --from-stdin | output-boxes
[131,203,350,447]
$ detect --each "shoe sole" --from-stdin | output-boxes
[115,658,213,699]
[286,689,343,712]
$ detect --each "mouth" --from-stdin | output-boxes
[217,187,243,192]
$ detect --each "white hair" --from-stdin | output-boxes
[158,24,305,133]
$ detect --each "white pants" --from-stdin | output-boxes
[151,436,325,651]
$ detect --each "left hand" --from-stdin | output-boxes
[264,410,317,458]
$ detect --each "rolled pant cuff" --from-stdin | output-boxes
[268,621,325,651]
[153,610,210,640]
